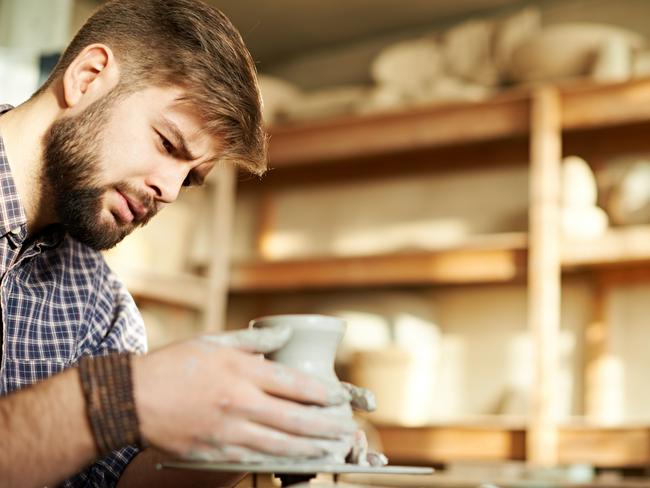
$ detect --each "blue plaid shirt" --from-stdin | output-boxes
[0,105,147,487]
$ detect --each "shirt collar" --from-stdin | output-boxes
[0,105,28,241]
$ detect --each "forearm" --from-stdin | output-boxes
[0,368,97,487]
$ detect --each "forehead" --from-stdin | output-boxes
[125,86,221,159]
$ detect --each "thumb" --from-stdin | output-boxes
[200,325,292,354]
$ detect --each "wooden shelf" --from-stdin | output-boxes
[230,233,528,291]
[268,90,530,167]
[117,268,208,310]
[561,78,650,132]
[229,226,650,292]
[562,225,650,270]
[376,421,526,465]
[376,422,650,468]
[268,78,650,169]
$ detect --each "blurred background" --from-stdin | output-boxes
[4,0,650,486]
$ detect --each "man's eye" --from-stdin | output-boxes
[157,132,174,154]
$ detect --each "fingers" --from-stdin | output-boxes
[367,451,389,467]
[348,429,369,466]
[200,418,352,460]
[199,326,292,354]
[341,382,376,412]
[243,357,350,406]
[185,438,351,465]
[184,444,272,463]
[232,391,357,440]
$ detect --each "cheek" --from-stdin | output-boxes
[98,190,115,215]
[99,111,156,182]
[97,138,155,185]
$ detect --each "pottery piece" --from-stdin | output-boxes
[592,36,633,82]
[562,156,598,208]
[350,347,413,424]
[249,314,355,465]
[443,18,499,86]
[360,77,492,115]
[359,85,404,114]
[249,314,390,467]
[632,49,650,77]
[414,77,493,104]
[509,23,645,83]
[371,38,443,92]
[561,156,609,239]
[258,75,302,125]
[562,207,609,239]
[605,160,650,225]
[249,314,346,386]
[281,85,369,122]
[494,8,541,78]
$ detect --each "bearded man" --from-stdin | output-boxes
[0,1,358,486]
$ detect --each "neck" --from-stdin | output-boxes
[0,90,61,235]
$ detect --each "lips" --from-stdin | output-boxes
[114,189,147,223]
[121,192,147,220]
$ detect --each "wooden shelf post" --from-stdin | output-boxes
[203,163,237,332]
[584,279,610,421]
[528,86,562,467]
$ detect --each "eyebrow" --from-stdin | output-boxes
[159,117,198,161]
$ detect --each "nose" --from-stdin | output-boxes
[145,160,188,204]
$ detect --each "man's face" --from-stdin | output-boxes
[43,86,218,250]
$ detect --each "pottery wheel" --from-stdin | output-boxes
[159,461,433,476]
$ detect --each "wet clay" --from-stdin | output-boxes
[250,314,388,467]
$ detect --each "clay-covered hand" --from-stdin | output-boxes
[338,383,388,466]
[347,429,388,467]
[132,326,356,463]
[196,326,296,353]
[341,382,376,412]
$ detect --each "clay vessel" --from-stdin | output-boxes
[249,314,345,386]
[248,314,391,466]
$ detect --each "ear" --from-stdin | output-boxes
[62,44,118,108]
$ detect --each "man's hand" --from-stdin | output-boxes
[132,327,357,463]
[342,382,376,412]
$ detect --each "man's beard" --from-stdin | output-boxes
[42,90,155,250]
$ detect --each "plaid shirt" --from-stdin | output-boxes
[0,105,147,487]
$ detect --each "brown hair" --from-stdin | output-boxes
[39,0,267,175]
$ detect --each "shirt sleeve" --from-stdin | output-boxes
[93,265,148,356]
[59,446,140,488]
[62,264,148,488]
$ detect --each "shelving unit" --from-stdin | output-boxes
[122,76,650,466]
[233,77,650,468]
[228,224,650,292]
[376,421,650,467]
[230,232,528,291]
[117,268,208,309]
[125,212,650,304]
[562,225,650,269]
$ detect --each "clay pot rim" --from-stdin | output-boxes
[249,314,345,332]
